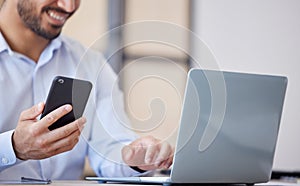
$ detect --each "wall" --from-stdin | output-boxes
[63,0,190,172]
[121,0,190,146]
[192,0,300,172]
[63,0,107,50]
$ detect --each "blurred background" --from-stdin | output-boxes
[64,0,190,148]
[1,0,299,178]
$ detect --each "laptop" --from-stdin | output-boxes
[86,69,288,185]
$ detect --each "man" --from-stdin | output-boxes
[0,0,173,180]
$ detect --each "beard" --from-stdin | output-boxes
[17,0,63,40]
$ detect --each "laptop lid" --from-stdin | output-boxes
[170,69,288,184]
[86,69,288,185]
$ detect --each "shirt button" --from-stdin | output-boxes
[1,157,9,164]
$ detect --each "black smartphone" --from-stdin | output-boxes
[41,76,93,130]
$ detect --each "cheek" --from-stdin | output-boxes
[73,0,81,9]
[75,0,81,10]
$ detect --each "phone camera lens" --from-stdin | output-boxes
[58,79,64,84]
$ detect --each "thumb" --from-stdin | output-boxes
[20,102,44,121]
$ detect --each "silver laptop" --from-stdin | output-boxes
[86,69,288,185]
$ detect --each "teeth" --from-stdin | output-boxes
[48,11,65,21]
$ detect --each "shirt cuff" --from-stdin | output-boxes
[0,130,17,168]
[128,165,154,177]
[130,166,147,173]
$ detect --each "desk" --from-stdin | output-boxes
[2,180,156,186]
[2,180,300,186]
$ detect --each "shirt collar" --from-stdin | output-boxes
[0,32,12,54]
[47,36,63,52]
[37,36,62,67]
[0,31,63,64]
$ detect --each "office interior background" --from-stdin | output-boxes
[1,0,299,176]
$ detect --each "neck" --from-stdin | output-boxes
[0,3,50,63]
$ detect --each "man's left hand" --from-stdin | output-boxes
[122,135,173,171]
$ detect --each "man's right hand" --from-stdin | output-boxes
[12,102,86,160]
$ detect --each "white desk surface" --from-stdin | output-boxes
[1,180,300,186]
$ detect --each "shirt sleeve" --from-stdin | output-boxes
[85,58,153,177]
[0,130,17,172]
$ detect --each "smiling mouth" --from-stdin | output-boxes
[45,9,70,25]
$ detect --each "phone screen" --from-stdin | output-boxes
[41,76,92,130]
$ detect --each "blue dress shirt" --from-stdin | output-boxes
[0,32,143,180]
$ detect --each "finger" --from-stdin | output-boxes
[20,102,44,121]
[154,142,172,167]
[75,117,86,131]
[161,155,173,169]
[47,129,81,154]
[144,144,158,165]
[122,145,134,163]
[39,104,73,128]
[46,117,86,143]
[30,124,82,159]
[43,133,81,157]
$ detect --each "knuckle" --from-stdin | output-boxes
[43,146,52,154]
[46,111,62,123]
[46,115,55,123]
[62,128,71,136]
[72,135,80,144]
[65,137,78,148]
[20,110,30,120]
[146,135,160,145]
[36,138,47,148]
[66,141,77,151]
[28,127,39,137]
[45,150,55,158]
[20,110,27,118]
[65,146,73,152]
[65,137,73,145]
[72,138,80,147]
[30,106,37,115]
[145,135,155,141]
